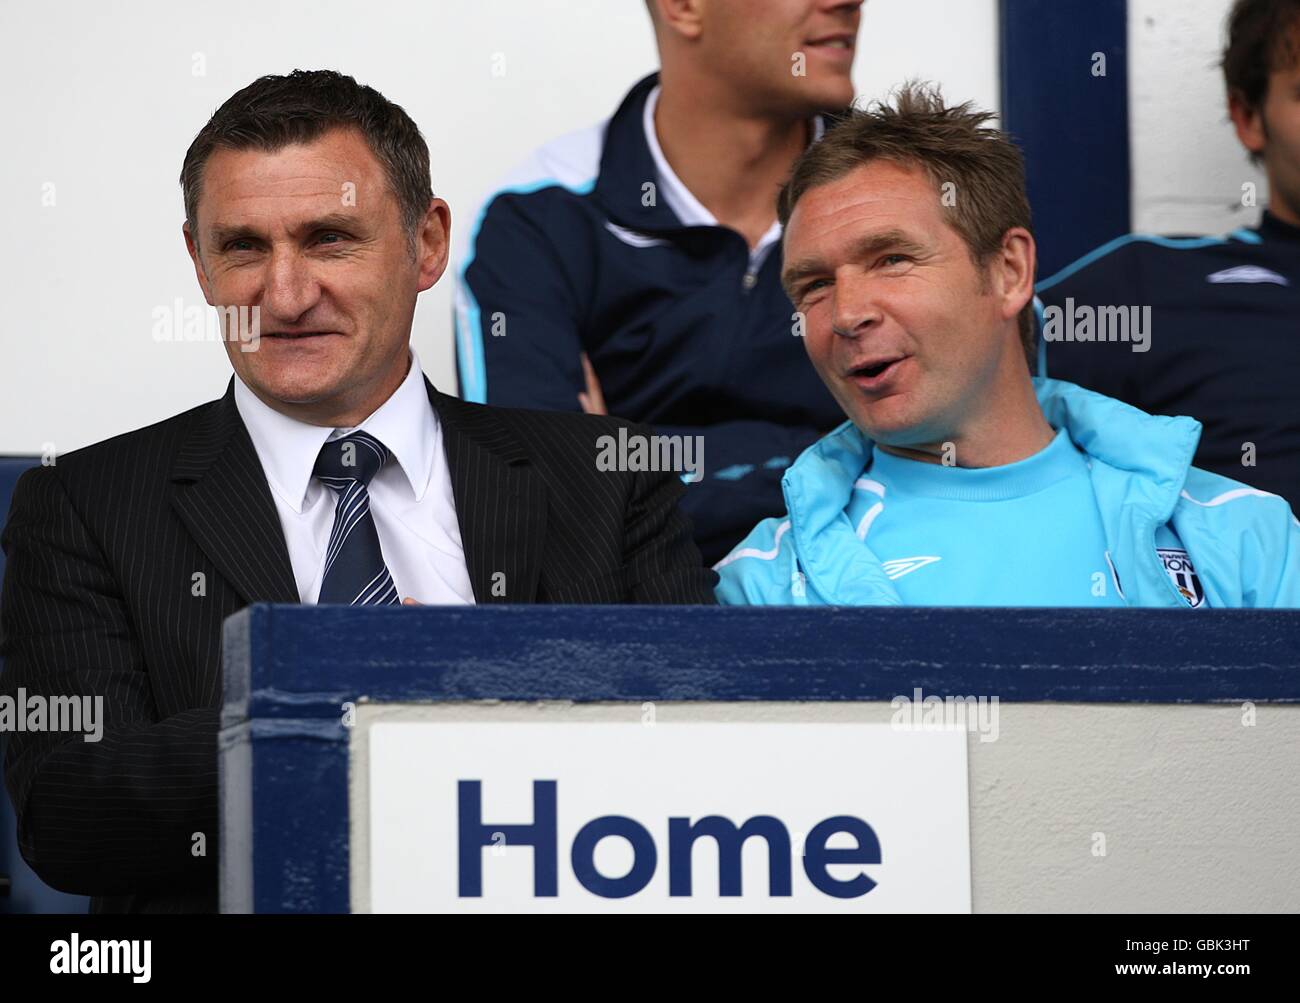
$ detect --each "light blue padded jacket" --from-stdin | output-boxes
[715,379,1300,608]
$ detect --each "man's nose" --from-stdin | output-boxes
[830,272,882,339]
[261,248,322,322]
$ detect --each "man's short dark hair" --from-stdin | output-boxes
[180,69,433,248]
[778,82,1036,372]
[1223,0,1300,127]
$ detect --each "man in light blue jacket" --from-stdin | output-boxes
[715,84,1300,609]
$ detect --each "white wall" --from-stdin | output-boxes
[1129,0,1269,234]
[0,0,998,454]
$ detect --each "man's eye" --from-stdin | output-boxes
[226,240,255,252]
[317,232,346,245]
[801,279,829,296]
[881,254,910,267]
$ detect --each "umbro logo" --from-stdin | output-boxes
[881,555,941,580]
[1206,265,1289,286]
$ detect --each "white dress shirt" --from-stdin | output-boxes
[233,348,476,605]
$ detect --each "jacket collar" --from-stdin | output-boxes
[594,72,685,230]
[1033,377,1200,501]
[781,378,1203,605]
[170,381,300,605]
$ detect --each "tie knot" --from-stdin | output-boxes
[313,430,389,489]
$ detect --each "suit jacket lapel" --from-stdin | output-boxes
[170,380,300,605]
[428,379,546,604]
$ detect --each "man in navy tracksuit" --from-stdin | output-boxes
[454,1,863,563]
[1038,0,1300,512]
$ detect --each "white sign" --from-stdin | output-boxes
[366,722,970,912]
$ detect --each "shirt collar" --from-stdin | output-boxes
[642,82,825,252]
[233,347,436,513]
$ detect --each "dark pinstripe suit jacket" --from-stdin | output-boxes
[0,375,716,913]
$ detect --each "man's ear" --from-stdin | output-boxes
[416,198,452,292]
[1228,89,1267,158]
[994,226,1036,324]
[183,222,215,306]
[654,0,705,41]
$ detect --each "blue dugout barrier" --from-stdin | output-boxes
[221,603,1300,913]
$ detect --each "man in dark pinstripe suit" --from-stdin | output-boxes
[0,70,715,913]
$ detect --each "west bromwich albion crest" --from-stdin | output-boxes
[1157,548,1205,608]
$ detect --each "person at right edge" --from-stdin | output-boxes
[1037,0,1300,513]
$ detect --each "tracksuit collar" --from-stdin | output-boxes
[595,72,684,230]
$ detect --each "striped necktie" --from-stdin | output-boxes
[312,430,401,606]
